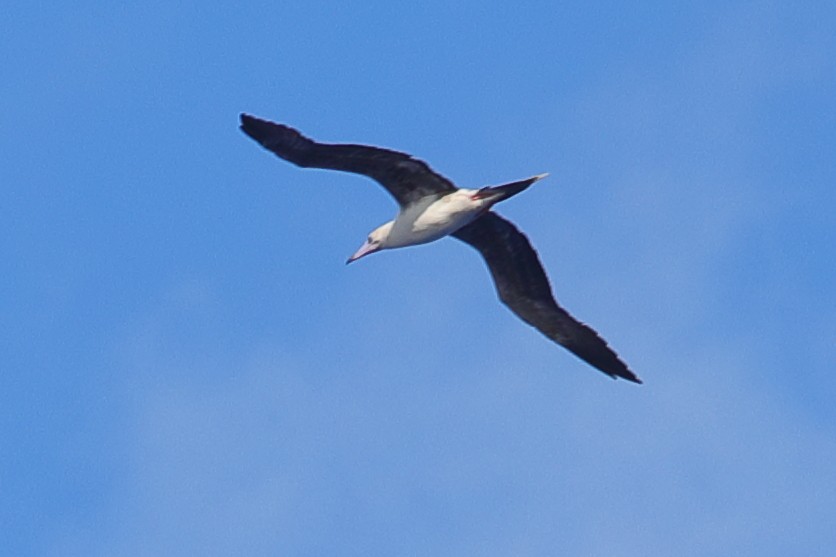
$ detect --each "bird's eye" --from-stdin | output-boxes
[368,237,373,243]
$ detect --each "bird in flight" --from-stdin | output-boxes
[240,114,640,383]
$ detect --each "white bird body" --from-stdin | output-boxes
[353,179,547,261]
[385,189,490,248]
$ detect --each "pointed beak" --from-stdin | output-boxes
[346,240,380,264]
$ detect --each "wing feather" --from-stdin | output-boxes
[453,213,640,383]
[240,114,456,207]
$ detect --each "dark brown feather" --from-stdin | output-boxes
[240,114,456,207]
[453,213,640,383]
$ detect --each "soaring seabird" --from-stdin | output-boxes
[240,114,640,384]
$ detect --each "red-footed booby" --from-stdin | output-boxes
[240,114,640,384]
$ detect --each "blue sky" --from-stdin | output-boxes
[2,1,835,555]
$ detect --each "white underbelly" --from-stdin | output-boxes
[386,194,484,248]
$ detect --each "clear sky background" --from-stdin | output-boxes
[3,1,835,555]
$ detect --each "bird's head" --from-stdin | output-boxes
[346,221,393,264]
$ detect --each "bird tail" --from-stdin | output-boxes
[472,173,549,204]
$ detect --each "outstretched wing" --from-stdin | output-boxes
[240,114,457,207]
[453,213,640,383]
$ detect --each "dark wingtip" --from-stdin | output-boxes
[588,351,642,384]
[621,372,643,385]
[239,114,305,154]
[239,112,255,128]
[576,342,642,384]
[239,113,270,142]
[604,371,642,384]
[607,363,642,384]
